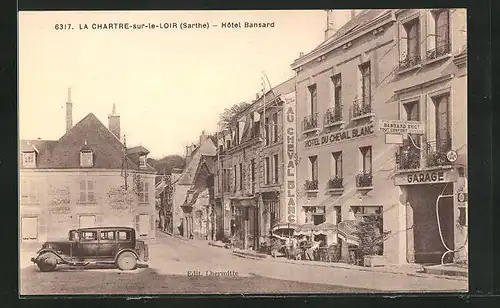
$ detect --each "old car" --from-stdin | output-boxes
[31,227,149,272]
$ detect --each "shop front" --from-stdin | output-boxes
[394,167,460,264]
[230,197,258,250]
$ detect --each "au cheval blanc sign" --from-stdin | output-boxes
[283,92,297,223]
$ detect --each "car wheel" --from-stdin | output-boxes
[37,252,57,272]
[116,252,137,271]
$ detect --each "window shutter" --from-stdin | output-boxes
[135,214,140,233]
[427,10,437,52]
[399,23,408,61]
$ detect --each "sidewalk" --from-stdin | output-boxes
[223,246,467,281]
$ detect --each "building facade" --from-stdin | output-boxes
[391,8,468,264]
[20,102,157,243]
[214,77,296,250]
[291,9,467,265]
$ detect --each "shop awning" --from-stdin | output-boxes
[311,222,337,235]
[271,222,300,232]
[338,220,359,246]
[294,223,316,236]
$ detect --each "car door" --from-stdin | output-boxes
[98,230,118,259]
[78,230,98,259]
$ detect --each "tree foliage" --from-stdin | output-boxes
[148,155,186,176]
[219,102,251,130]
[353,215,391,257]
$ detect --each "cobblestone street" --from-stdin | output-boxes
[20,233,467,295]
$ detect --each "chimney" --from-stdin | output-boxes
[324,10,337,40]
[108,103,121,140]
[66,88,73,132]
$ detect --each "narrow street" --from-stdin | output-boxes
[20,233,467,295]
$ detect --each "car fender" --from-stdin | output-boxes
[34,249,70,264]
[114,248,139,263]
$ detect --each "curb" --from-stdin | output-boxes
[423,267,468,278]
[231,250,467,281]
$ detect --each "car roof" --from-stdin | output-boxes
[76,227,135,232]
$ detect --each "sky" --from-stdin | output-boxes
[19,10,352,158]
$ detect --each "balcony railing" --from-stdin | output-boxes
[426,43,451,61]
[352,98,372,118]
[427,138,452,167]
[395,144,421,170]
[328,177,343,189]
[324,107,343,126]
[355,171,373,188]
[302,113,319,132]
[305,179,319,191]
[399,53,421,71]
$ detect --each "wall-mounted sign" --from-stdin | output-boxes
[446,150,458,163]
[283,91,297,223]
[393,168,459,186]
[304,124,374,148]
[379,119,425,135]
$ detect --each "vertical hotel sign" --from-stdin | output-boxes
[283,91,297,223]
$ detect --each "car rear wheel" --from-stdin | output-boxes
[37,252,57,272]
[116,252,137,271]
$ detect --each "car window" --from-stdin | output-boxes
[81,231,97,241]
[100,231,115,240]
[117,231,131,241]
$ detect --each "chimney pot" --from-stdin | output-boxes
[66,88,73,132]
[299,52,304,57]
[108,104,121,140]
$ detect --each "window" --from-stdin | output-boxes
[272,112,279,143]
[118,231,132,240]
[223,169,231,192]
[250,159,256,193]
[80,150,93,167]
[235,124,240,146]
[79,180,95,203]
[332,151,342,178]
[21,179,38,203]
[269,201,280,224]
[139,181,150,203]
[139,155,147,168]
[305,206,326,225]
[100,231,115,240]
[400,18,421,69]
[265,116,270,146]
[22,152,36,168]
[264,157,270,185]
[334,206,342,225]
[427,9,450,59]
[403,101,421,146]
[225,140,231,151]
[333,73,342,110]
[273,154,279,183]
[81,231,97,241]
[233,165,237,191]
[309,156,318,181]
[359,62,371,107]
[433,93,451,151]
[308,84,317,115]
[239,163,243,190]
[360,146,372,173]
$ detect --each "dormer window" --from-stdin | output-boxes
[139,155,147,168]
[22,152,36,168]
[80,150,93,167]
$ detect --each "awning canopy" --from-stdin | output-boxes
[294,223,316,236]
[338,220,359,246]
[271,222,300,232]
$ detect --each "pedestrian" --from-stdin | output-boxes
[305,239,321,261]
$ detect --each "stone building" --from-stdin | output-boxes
[171,132,217,239]
[214,77,296,250]
[20,99,157,243]
[291,9,467,265]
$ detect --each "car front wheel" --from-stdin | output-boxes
[37,252,57,272]
[116,252,137,271]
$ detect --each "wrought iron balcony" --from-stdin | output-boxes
[427,138,453,167]
[395,144,421,170]
[426,43,451,61]
[324,107,343,127]
[328,177,343,189]
[355,171,373,188]
[352,98,372,118]
[304,179,319,191]
[302,113,319,132]
[399,52,421,71]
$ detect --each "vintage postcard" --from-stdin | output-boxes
[19,9,468,295]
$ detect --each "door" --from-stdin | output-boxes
[98,230,118,259]
[139,214,150,237]
[77,230,99,259]
[21,217,38,241]
[79,215,96,229]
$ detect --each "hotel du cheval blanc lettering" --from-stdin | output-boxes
[283,92,297,223]
[304,124,375,148]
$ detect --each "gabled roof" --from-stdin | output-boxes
[20,113,153,172]
[177,135,216,185]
